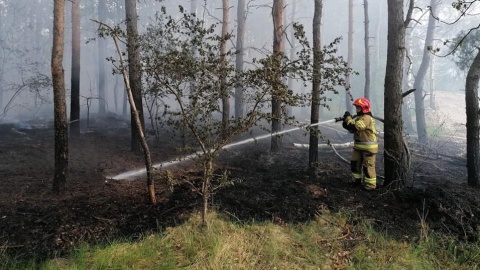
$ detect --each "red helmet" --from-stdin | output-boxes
[353,97,371,113]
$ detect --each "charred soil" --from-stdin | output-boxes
[0,117,478,263]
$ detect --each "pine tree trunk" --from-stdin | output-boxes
[125,0,145,153]
[383,0,408,188]
[465,51,480,187]
[113,75,119,113]
[52,0,69,194]
[282,3,291,117]
[271,0,284,152]
[287,0,296,118]
[363,0,371,100]
[402,27,415,134]
[309,0,322,173]
[0,4,4,111]
[413,0,437,145]
[98,0,107,115]
[234,0,246,120]
[429,57,436,109]
[221,0,230,138]
[345,0,354,112]
[70,0,81,137]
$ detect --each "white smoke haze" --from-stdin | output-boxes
[0,0,475,140]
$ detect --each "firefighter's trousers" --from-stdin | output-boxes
[351,149,376,190]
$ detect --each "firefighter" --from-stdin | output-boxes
[342,97,378,190]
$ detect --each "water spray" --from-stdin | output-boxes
[109,118,337,180]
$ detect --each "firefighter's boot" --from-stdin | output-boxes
[363,176,376,190]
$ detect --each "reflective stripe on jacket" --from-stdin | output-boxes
[346,114,378,153]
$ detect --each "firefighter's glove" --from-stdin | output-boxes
[343,111,353,123]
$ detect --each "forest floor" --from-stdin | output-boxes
[0,100,478,263]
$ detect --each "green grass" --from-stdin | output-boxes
[2,211,480,270]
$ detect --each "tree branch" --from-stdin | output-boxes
[404,0,415,28]
[402,88,416,98]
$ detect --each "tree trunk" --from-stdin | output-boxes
[309,0,322,173]
[98,0,107,115]
[363,0,371,100]
[234,0,246,120]
[115,2,125,116]
[123,85,128,117]
[188,0,198,108]
[190,0,197,16]
[0,3,4,110]
[0,64,3,112]
[465,50,480,187]
[70,0,81,137]
[113,74,119,113]
[345,0,353,112]
[52,0,69,194]
[271,0,284,152]
[384,0,407,188]
[201,158,213,225]
[282,2,292,118]
[287,0,296,117]
[109,27,157,204]
[125,0,145,153]
[429,57,436,109]
[413,0,437,145]
[402,27,415,134]
[221,0,230,138]
[372,0,384,104]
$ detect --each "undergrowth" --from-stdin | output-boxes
[1,211,480,270]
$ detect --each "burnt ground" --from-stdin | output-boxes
[0,116,478,263]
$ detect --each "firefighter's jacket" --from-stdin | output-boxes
[342,114,378,154]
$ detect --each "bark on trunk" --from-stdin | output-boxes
[113,75,119,113]
[52,0,69,194]
[309,0,322,173]
[372,0,384,104]
[221,0,230,138]
[384,0,407,188]
[402,27,415,134]
[287,0,296,117]
[282,2,291,117]
[0,4,4,110]
[98,0,107,115]
[70,0,81,137]
[363,0,371,99]
[413,0,437,145]
[345,0,354,112]
[125,0,145,153]
[111,30,157,204]
[234,0,246,120]
[271,0,284,152]
[465,51,480,187]
[429,57,436,109]
[201,159,213,225]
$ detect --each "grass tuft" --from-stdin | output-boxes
[2,211,480,269]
